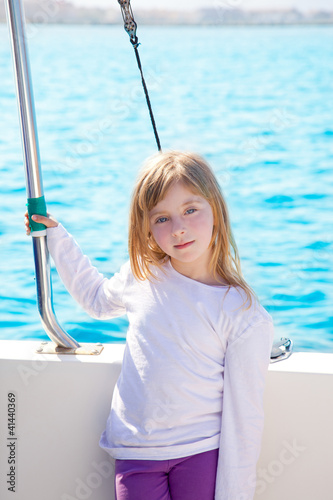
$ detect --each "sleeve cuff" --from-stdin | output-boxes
[46,223,67,239]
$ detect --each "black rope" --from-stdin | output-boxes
[118,0,161,152]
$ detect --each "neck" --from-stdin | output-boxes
[170,258,226,286]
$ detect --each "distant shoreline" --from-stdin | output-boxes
[1,21,333,26]
[0,2,333,26]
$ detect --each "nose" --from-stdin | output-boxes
[171,218,186,237]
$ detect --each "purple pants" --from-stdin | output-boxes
[115,448,219,500]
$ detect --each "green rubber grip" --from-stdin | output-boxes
[27,196,47,232]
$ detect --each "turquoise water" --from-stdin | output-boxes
[0,24,332,351]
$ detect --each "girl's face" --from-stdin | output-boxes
[149,181,216,283]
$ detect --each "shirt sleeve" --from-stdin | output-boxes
[46,224,128,320]
[215,319,274,500]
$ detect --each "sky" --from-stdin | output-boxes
[70,0,333,12]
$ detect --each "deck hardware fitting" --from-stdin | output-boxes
[270,337,293,363]
[35,343,104,356]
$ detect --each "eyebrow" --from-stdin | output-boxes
[149,197,203,218]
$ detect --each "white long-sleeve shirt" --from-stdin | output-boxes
[47,224,274,500]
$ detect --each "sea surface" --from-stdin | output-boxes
[0,24,332,352]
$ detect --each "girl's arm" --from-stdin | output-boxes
[25,213,127,320]
[215,320,274,500]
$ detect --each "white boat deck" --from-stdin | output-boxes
[0,340,332,500]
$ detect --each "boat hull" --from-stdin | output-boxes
[0,340,331,499]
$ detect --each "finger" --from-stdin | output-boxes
[31,214,50,225]
[30,214,58,228]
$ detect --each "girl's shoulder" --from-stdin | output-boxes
[221,284,273,330]
[114,260,136,285]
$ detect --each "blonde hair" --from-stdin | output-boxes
[129,150,258,310]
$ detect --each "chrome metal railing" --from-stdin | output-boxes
[5,0,80,349]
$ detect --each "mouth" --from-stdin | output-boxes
[174,240,194,250]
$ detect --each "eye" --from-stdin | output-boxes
[185,208,197,215]
[155,216,168,224]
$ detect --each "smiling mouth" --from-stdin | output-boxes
[174,240,194,249]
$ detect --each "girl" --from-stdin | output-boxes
[25,150,274,500]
